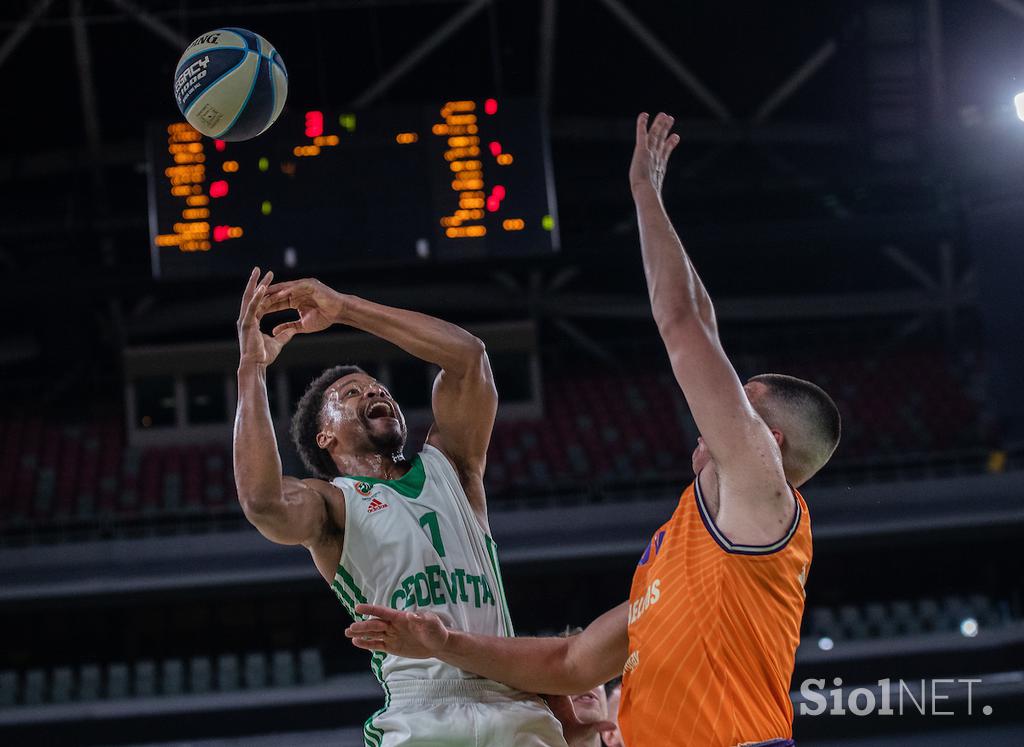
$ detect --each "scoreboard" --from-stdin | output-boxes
[146,98,558,279]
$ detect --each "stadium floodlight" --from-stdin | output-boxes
[1016,92,1024,122]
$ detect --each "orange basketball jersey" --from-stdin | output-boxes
[619,474,811,747]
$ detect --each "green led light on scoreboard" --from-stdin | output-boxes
[339,113,356,132]
[542,214,554,231]
[261,200,272,216]
[258,157,269,172]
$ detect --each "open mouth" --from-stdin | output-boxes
[572,693,598,705]
[365,401,396,421]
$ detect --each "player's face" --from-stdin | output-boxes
[603,685,625,747]
[321,373,407,455]
[691,435,711,476]
[691,383,765,476]
[569,683,608,725]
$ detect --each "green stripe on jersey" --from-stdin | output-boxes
[484,535,515,637]
[335,566,392,742]
[345,454,426,498]
[337,563,370,604]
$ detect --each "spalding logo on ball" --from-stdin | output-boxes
[174,28,288,141]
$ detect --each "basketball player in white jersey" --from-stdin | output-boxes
[234,269,567,747]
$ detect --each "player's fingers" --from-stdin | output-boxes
[258,294,295,315]
[272,326,298,347]
[649,112,673,147]
[646,112,664,147]
[270,320,303,338]
[350,637,387,652]
[245,284,269,321]
[634,112,649,149]
[355,603,400,621]
[659,132,680,164]
[240,284,268,327]
[345,620,390,636]
[239,267,260,315]
[265,279,306,297]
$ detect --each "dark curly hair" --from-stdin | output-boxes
[290,364,366,479]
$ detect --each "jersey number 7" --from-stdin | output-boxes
[419,511,447,558]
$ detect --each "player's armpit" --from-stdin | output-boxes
[661,317,777,466]
[661,318,792,531]
[242,476,342,549]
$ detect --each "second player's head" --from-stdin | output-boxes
[291,364,408,479]
[691,373,841,487]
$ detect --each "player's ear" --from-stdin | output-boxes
[316,430,334,450]
[771,428,784,449]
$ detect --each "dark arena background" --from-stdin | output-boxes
[2,1,1024,745]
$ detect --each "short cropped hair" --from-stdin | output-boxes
[748,373,841,485]
[290,364,366,479]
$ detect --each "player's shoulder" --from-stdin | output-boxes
[699,469,799,550]
[418,441,461,478]
[301,476,347,501]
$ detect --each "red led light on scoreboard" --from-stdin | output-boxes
[305,111,324,138]
[489,141,502,157]
[214,139,226,152]
[209,180,229,198]
[492,184,506,200]
[213,225,229,242]
[486,196,500,212]
[484,98,498,115]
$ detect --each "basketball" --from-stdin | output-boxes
[173,28,288,141]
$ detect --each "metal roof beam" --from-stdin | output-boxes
[0,0,54,70]
[596,0,734,125]
[753,39,837,125]
[350,0,490,109]
[104,0,190,50]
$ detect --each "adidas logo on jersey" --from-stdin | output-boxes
[367,497,389,514]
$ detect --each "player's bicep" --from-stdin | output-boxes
[244,476,337,547]
[426,353,498,470]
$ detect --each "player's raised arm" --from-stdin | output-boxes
[630,113,791,540]
[262,279,498,521]
[345,602,629,696]
[233,269,340,551]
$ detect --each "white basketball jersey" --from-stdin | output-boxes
[329,444,515,687]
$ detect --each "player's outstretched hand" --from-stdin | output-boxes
[260,277,349,338]
[237,267,297,367]
[345,604,450,659]
[628,112,680,196]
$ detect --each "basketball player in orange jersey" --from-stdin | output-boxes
[343,112,841,747]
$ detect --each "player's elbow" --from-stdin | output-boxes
[657,307,718,345]
[462,334,487,364]
[450,335,491,378]
[237,489,283,528]
[238,498,302,545]
[557,641,607,694]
